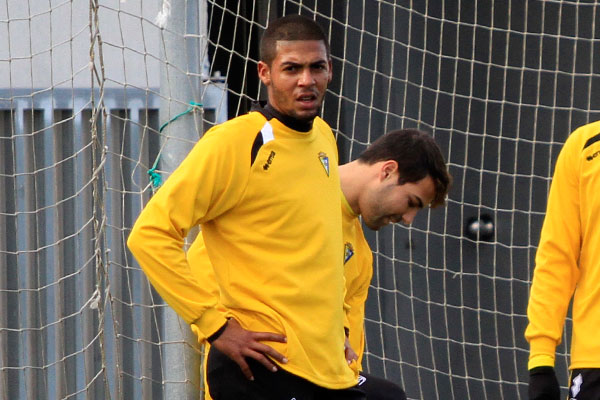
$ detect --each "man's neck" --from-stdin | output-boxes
[339,161,364,216]
[262,102,314,132]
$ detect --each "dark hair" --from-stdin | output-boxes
[358,129,452,207]
[260,14,330,66]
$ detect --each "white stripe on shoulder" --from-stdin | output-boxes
[261,121,274,144]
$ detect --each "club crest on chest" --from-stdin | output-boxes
[318,152,330,176]
[344,242,354,264]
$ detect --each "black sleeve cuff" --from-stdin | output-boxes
[530,366,554,376]
[207,319,229,344]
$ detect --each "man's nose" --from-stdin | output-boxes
[298,69,315,85]
[402,209,419,225]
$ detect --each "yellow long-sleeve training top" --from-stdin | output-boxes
[127,110,357,389]
[190,193,373,399]
[525,120,600,370]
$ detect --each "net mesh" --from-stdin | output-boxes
[2,1,599,399]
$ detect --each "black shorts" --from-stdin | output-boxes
[569,369,600,400]
[206,346,366,400]
[357,372,407,400]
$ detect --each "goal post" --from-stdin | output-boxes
[1,1,598,399]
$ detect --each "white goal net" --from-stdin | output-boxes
[1,1,598,399]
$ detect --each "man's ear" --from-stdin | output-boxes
[379,160,398,181]
[257,61,271,86]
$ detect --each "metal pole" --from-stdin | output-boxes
[158,0,204,398]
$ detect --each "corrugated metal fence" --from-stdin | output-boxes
[0,86,225,400]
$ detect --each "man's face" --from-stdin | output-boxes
[258,40,332,121]
[360,165,437,231]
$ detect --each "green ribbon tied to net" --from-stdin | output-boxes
[147,101,203,189]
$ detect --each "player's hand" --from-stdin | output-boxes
[528,366,560,400]
[344,335,358,365]
[210,318,288,381]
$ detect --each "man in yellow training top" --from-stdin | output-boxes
[526,120,600,400]
[128,14,363,399]
[128,15,364,399]
[190,129,451,400]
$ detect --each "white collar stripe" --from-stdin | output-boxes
[261,121,274,144]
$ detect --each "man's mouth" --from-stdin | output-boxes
[297,93,317,104]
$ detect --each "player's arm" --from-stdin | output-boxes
[344,272,370,363]
[343,222,373,368]
[128,129,248,340]
[525,133,581,369]
[525,133,582,400]
[186,232,222,339]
